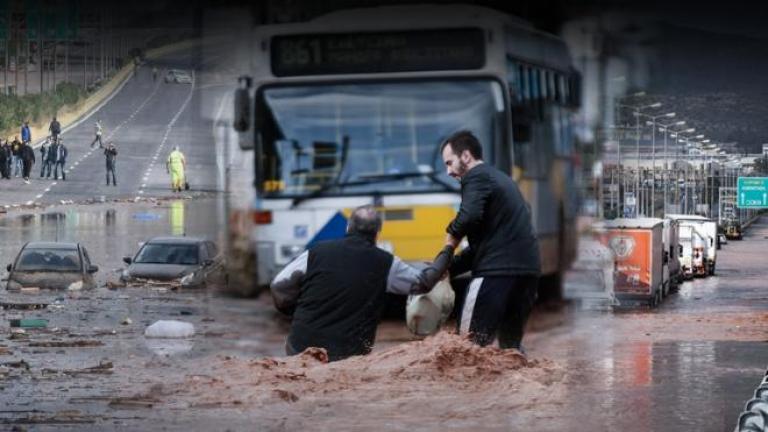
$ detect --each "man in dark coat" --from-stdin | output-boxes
[270,205,453,361]
[50,138,68,181]
[20,141,35,183]
[104,141,117,186]
[441,130,540,352]
[49,116,61,141]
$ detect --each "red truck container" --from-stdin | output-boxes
[593,218,665,307]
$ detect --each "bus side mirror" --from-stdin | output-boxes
[233,76,252,133]
[234,76,255,150]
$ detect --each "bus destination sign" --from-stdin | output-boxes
[271,28,486,77]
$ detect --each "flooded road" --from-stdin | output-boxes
[1,200,767,430]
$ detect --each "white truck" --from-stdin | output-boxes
[662,218,681,293]
[679,225,709,279]
[666,214,718,276]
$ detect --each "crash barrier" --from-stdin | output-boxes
[742,212,764,231]
[734,368,768,431]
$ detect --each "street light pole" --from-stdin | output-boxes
[672,130,695,213]
[643,112,676,217]
[619,101,662,217]
[658,120,686,216]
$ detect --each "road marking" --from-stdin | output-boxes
[35,77,165,203]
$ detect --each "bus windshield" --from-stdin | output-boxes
[257,79,505,197]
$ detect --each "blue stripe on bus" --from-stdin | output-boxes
[306,211,348,248]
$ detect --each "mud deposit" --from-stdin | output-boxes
[172,332,566,430]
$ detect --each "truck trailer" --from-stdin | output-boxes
[593,218,665,307]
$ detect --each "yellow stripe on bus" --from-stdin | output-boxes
[343,205,457,261]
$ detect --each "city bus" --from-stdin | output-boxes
[233,4,582,299]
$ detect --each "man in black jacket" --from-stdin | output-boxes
[104,141,117,186]
[49,116,61,141]
[50,138,68,181]
[441,130,540,352]
[270,205,452,361]
[19,141,35,183]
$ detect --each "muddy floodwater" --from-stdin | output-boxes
[1,199,768,431]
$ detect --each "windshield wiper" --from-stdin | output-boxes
[357,171,457,192]
[291,171,457,208]
[291,137,350,208]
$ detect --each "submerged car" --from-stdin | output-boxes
[6,242,99,291]
[120,237,225,288]
[164,69,192,84]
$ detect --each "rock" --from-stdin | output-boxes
[272,389,299,403]
[122,317,132,325]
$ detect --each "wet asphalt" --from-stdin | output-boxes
[0,203,767,430]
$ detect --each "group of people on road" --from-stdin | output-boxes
[1,114,188,191]
[0,119,70,184]
[39,135,69,181]
[271,131,541,362]
[0,136,35,183]
[0,120,67,184]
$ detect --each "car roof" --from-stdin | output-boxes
[24,241,79,250]
[146,236,206,245]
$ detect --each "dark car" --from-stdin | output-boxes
[120,237,225,288]
[6,242,99,291]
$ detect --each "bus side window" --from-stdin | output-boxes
[512,123,531,171]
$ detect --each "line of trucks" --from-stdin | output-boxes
[590,214,724,307]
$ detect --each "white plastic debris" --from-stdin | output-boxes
[406,279,455,336]
[144,320,195,338]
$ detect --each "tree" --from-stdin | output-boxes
[753,155,768,175]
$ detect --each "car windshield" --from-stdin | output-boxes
[15,248,81,272]
[134,243,199,265]
[257,79,505,197]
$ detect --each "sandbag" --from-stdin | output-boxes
[406,278,454,336]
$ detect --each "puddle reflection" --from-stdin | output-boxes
[0,198,223,281]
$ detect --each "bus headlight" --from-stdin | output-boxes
[280,245,304,260]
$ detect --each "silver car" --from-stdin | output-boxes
[6,242,99,291]
[164,69,192,84]
[120,237,225,288]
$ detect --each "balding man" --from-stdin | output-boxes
[270,205,453,361]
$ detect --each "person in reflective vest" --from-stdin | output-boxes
[166,146,186,192]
